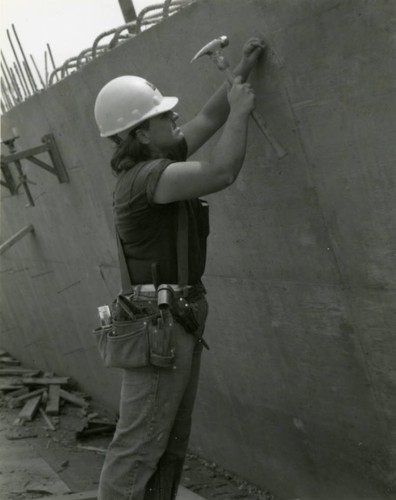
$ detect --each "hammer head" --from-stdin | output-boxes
[190,35,229,63]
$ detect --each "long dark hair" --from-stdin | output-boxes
[110,121,152,176]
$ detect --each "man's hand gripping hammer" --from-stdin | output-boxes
[191,36,286,159]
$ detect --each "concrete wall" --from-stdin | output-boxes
[1,1,395,498]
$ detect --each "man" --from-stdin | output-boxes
[94,36,265,499]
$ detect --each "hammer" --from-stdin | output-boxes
[191,36,287,159]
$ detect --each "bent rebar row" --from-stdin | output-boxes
[1,0,195,109]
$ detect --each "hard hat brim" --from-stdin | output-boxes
[136,96,179,126]
[101,96,179,137]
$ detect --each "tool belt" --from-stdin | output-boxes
[125,282,206,304]
[129,284,189,294]
[121,282,207,337]
[93,282,208,371]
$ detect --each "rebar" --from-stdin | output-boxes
[91,1,187,59]
[49,68,62,86]
[13,62,29,98]
[30,54,46,89]
[2,0,195,93]
[135,1,186,32]
[9,65,23,101]
[1,51,18,98]
[12,24,38,92]
[76,46,106,68]
[23,60,37,94]
[1,62,18,105]
[92,27,124,58]
[60,57,82,78]
[6,28,31,96]
[1,77,13,109]
[0,77,14,108]
[75,48,92,68]
[44,51,49,87]
[107,21,137,50]
[46,43,58,81]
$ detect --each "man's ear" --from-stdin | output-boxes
[135,128,150,144]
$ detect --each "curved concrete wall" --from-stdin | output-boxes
[1,1,395,498]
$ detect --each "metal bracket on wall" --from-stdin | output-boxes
[0,224,35,255]
[0,133,69,206]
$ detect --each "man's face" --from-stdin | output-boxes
[147,111,181,153]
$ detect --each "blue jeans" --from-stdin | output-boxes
[98,294,208,500]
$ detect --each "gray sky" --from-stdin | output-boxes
[0,0,153,81]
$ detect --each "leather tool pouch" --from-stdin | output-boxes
[92,317,150,369]
[170,296,199,333]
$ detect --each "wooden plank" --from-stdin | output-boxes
[77,444,106,454]
[22,376,70,385]
[18,394,42,421]
[46,384,60,415]
[0,384,24,392]
[35,490,97,500]
[10,387,46,402]
[39,408,56,430]
[0,376,27,391]
[59,388,87,408]
[8,387,46,408]
[34,487,204,500]
[0,356,20,365]
[0,368,40,376]
[4,386,29,400]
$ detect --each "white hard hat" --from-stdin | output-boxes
[94,76,179,137]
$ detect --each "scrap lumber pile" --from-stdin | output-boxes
[0,349,115,437]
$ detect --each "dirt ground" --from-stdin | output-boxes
[0,367,278,500]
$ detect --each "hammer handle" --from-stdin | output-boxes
[225,68,287,159]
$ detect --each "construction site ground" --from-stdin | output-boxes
[0,359,278,500]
